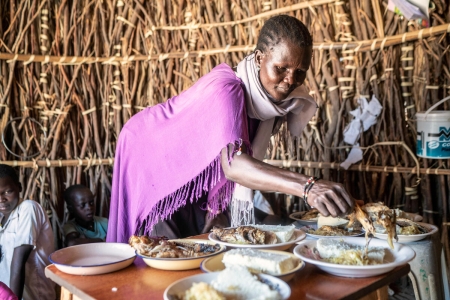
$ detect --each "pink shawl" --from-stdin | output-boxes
[106,64,249,242]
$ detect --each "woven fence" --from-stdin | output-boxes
[0,0,449,267]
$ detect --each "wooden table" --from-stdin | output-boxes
[45,235,411,300]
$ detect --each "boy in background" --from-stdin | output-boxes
[63,185,108,247]
[0,164,55,299]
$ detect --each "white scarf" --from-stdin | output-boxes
[231,54,317,227]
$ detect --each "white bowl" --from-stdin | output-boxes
[208,229,306,251]
[137,239,226,271]
[373,222,438,243]
[49,243,136,275]
[293,237,415,278]
[200,250,304,282]
[163,272,291,300]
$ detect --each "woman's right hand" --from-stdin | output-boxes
[304,179,354,217]
[220,144,356,218]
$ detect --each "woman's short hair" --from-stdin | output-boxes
[256,15,312,53]
[0,164,20,185]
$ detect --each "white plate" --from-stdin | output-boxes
[293,237,415,278]
[300,225,364,239]
[208,229,306,251]
[163,272,291,300]
[200,250,305,282]
[289,211,319,226]
[373,222,438,243]
[137,239,226,270]
[49,243,136,275]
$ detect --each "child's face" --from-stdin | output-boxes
[69,188,96,223]
[0,176,22,219]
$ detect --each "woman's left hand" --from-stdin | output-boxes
[305,180,354,217]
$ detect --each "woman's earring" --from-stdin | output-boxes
[256,65,260,71]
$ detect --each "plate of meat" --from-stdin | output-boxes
[129,236,226,271]
[300,225,364,239]
[289,209,319,226]
[208,225,306,251]
[373,220,438,243]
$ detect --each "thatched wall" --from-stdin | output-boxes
[0,0,449,263]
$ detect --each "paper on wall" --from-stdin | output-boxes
[340,145,363,170]
[388,0,429,20]
[407,0,430,19]
[341,95,383,169]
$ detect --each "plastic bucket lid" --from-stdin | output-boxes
[416,111,450,121]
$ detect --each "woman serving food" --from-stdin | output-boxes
[107,15,356,242]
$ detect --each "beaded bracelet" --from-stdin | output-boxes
[303,176,320,208]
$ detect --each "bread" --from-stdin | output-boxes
[316,239,385,265]
[317,215,349,228]
[211,265,280,300]
[253,224,296,243]
[222,248,300,275]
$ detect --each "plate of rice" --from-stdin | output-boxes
[293,237,415,278]
[164,265,290,300]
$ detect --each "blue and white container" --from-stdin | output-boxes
[416,96,450,159]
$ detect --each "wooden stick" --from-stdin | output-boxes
[0,23,448,65]
[2,158,450,176]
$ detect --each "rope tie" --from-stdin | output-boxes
[32,158,38,170]
[6,54,19,63]
[405,186,417,200]
[418,29,424,40]
[370,39,378,51]
[329,85,339,92]
[83,156,93,172]
[380,38,387,51]
[23,55,36,65]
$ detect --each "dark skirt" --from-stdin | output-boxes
[147,195,231,239]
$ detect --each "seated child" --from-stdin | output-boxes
[63,184,108,247]
[0,164,55,300]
